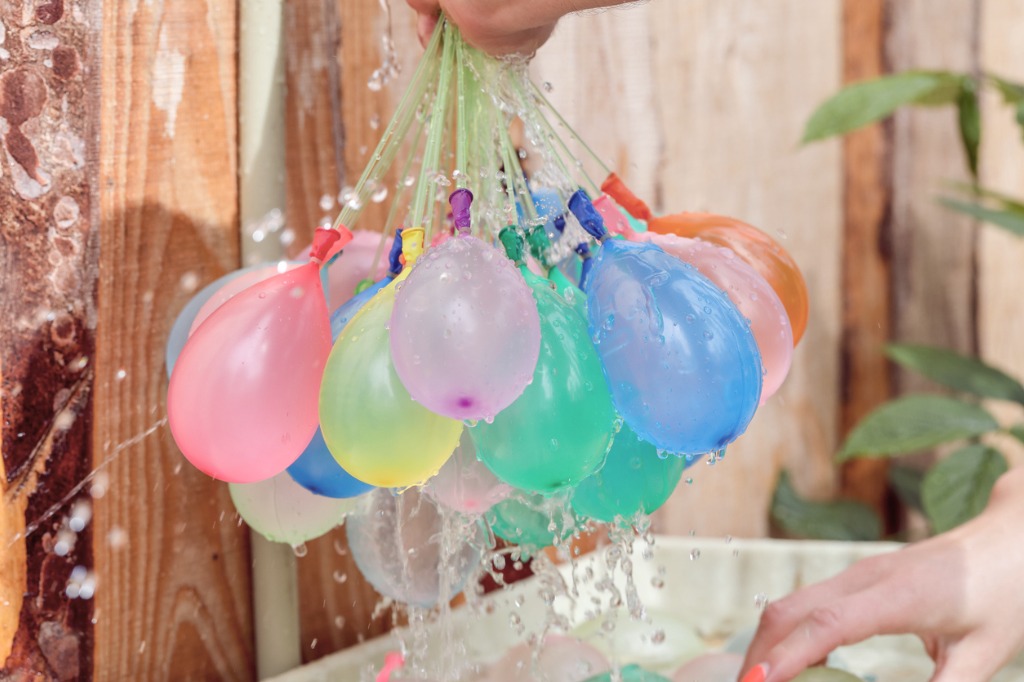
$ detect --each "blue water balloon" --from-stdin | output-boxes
[586,237,763,455]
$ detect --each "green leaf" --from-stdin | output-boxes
[945,182,1024,213]
[888,465,925,512]
[1009,424,1024,445]
[990,74,1024,103]
[885,344,1024,404]
[956,78,981,179]
[941,197,1024,237]
[990,74,1024,144]
[839,395,999,461]
[803,71,963,143]
[771,471,882,541]
[922,444,1008,533]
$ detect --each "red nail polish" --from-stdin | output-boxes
[741,663,768,682]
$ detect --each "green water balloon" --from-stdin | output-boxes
[572,422,688,524]
[473,265,616,493]
[486,491,578,550]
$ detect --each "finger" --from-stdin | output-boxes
[405,0,439,13]
[931,634,1008,682]
[416,13,437,48]
[757,588,917,682]
[741,556,887,674]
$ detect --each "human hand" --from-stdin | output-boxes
[740,466,1024,682]
[406,0,639,56]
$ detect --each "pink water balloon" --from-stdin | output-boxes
[389,190,541,421]
[423,431,511,514]
[649,233,793,402]
[324,229,393,305]
[593,193,642,241]
[168,229,347,482]
[190,261,302,335]
[483,635,610,682]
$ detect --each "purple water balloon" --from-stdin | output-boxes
[390,191,541,421]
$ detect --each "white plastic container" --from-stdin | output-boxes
[270,536,1024,681]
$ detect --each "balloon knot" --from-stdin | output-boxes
[568,189,608,242]
[310,225,353,265]
[449,188,474,235]
[375,652,405,682]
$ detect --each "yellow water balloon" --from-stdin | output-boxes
[319,228,463,488]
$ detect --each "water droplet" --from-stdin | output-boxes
[180,271,200,293]
[107,526,127,549]
[542,81,553,92]
[651,629,666,644]
[754,592,769,610]
[319,194,334,211]
[332,570,348,584]
[292,543,308,558]
[690,548,701,561]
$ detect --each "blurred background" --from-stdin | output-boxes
[2,0,1023,679]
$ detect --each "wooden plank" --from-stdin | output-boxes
[91,0,254,679]
[837,0,894,516]
[1,0,100,676]
[978,0,1024,465]
[286,1,421,662]
[888,0,980,382]
[535,0,844,537]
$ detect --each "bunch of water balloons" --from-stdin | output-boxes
[165,20,807,611]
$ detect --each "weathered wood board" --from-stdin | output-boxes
[978,0,1024,465]
[92,0,254,679]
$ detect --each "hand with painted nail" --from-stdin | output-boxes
[740,466,1024,682]
[406,0,641,56]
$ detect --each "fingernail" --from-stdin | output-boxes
[741,663,769,682]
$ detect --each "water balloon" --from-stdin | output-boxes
[649,234,793,402]
[423,431,511,514]
[571,191,762,455]
[345,488,484,608]
[486,491,577,550]
[320,228,463,488]
[390,190,541,421]
[229,470,359,545]
[168,259,335,482]
[484,635,610,682]
[572,422,688,524]
[473,229,615,493]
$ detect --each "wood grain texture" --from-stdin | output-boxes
[888,0,980,385]
[838,0,894,515]
[92,0,254,679]
[978,0,1024,465]
[287,1,421,663]
[1,0,99,676]
[535,1,845,537]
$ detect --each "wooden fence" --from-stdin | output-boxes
[1,0,1022,678]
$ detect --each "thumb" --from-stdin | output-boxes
[930,635,1005,682]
